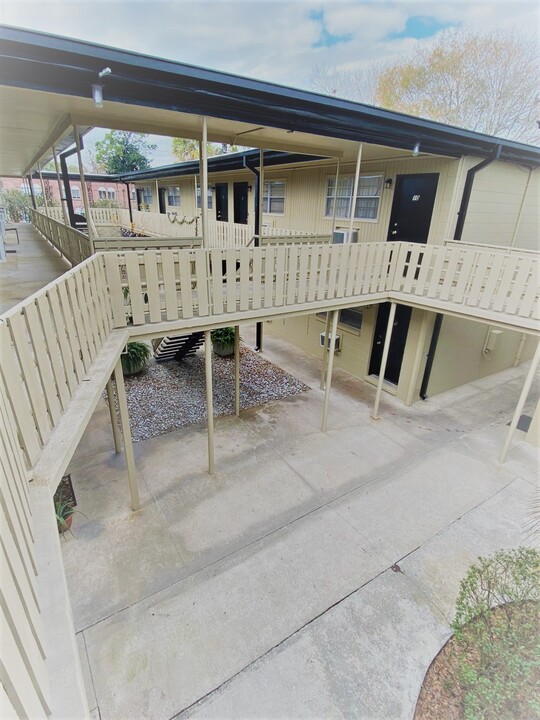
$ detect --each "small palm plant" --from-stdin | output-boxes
[121,341,151,375]
[55,500,86,535]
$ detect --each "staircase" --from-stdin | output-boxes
[153,332,205,362]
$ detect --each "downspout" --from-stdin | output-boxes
[27,174,37,210]
[60,147,78,227]
[244,154,263,351]
[419,144,502,400]
[123,181,133,224]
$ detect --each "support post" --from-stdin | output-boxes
[348,144,363,236]
[113,359,141,510]
[321,310,339,432]
[38,165,49,214]
[320,311,331,390]
[204,330,215,474]
[27,174,37,210]
[372,301,397,420]
[199,117,209,248]
[331,158,341,236]
[255,149,265,351]
[234,325,241,417]
[499,340,540,464]
[53,147,69,225]
[106,379,122,454]
[73,125,96,252]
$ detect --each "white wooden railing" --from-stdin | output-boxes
[31,209,91,265]
[1,236,539,717]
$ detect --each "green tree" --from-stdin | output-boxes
[375,29,539,143]
[171,139,240,162]
[0,188,56,222]
[95,131,157,174]
[311,29,539,144]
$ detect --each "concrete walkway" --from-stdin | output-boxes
[0,221,70,313]
[63,328,539,720]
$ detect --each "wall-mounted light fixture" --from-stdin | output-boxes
[91,84,103,108]
[248,184,253,192]
[384,178,393,189]
[412,141,421,157]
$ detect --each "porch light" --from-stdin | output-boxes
[91,84,104,108]
[384,178,393,189]
[412,141,420,157]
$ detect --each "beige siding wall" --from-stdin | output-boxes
[427,317,537,396]
[261,156,460,244]
[460,161,540,250]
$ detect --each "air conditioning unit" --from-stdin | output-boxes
[332,229,358,244]
[320,332,341,352]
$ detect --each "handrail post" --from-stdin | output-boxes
[204,330,215,474]
[113,358,141,510]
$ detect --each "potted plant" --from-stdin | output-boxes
[121,341,151,375]
[55,500,86,535]
[211,327,236,357]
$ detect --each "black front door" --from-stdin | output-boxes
[158,188,167,214]
[215,183,229,221]
[369,173,439,383]
[368,303,412,384]
[387,173,439,243]
[233,182,249,224]
[136,188,144,210]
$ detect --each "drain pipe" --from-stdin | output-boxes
[123,181,133,225]
[419,144,502,400]
[244,154,263,351]
[59,146,79,227]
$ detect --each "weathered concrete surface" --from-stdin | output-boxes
[0,222,70,313]
[65,329,539,720]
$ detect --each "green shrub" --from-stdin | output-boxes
[121,341,151,375]
[451,547,540,720]
[210,327,236,345]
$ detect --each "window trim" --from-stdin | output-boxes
[167,185,181,207]
[71,185,81,199]
[317,307,364,334]
[324,173,383,223]
[107,187,116,200]
[263,179,286,216]
[98,186,107,200]
[196,186,213,210]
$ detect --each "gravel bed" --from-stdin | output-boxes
[113,346,309,442]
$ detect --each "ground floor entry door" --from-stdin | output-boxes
[215,183,229,221]
[233,182,249,224]
[158,188,167,214]
[369,172,439,384]
[368,303,413,385]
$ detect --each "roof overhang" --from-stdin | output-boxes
[1,24,539,178]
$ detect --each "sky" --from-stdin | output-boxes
[1,0,538,167]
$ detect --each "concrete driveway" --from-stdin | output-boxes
[64,330,539,720]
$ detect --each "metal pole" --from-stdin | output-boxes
[372,302,396,420]
[348,144,363,236]
[331,158,341,235]
[106,379,122,454]
[204,330,215,474]
[27,174,37,210]
[38,165,49,213]
[320,312,331,390]
[154,178,159,213]
[113,359,141,510]
[234,325,241,417]
[53,147,69,225]
[73,125,96,252]
[321,310,339,432]
[199,117,209,248]
[499,340,540,464]
[255,148,265,352]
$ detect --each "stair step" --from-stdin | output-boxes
[154,332,205,362]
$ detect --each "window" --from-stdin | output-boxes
[141,186,152,206]
[325,175,382,221]
[196,187,213,209]
[318,308,363,332]
[167,186,180,206]
[98,186,107,200]
[263,180,285,215]
[71,185,81,199]
[107,188,116,200]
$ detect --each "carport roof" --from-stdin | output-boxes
[1,24,539,177]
